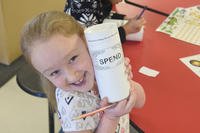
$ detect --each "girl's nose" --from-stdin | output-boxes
[63,67,80,83]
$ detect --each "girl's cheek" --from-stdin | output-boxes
[49,77,65,88]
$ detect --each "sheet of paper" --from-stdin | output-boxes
[171,6,200,46]
[156,7,187,35]
[171,23,200,46]
[139,66,160,77]
[180,54,200,78]
[156,6,200,46]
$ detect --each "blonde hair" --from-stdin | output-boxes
[20,11,84,111]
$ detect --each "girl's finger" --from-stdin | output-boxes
[100,97,109,108]
[124,57,130,66]
[125,87,137,112]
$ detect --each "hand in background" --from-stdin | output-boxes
[123,17,146,35]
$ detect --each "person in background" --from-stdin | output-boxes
[20,11,145,133]
[64,0,146,43]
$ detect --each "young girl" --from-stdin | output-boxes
[64,0,146,43]
[20,11,145,133]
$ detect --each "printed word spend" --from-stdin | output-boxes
[99,53,121,65]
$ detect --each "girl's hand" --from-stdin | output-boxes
[100,83,136,120]
[124,57,133,80]
[124,57,145,108]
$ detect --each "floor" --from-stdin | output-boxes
[0,76,61,133]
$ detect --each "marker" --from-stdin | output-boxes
[136,6,147,19]
[72,104,114,120]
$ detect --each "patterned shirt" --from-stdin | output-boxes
[64,0,105,27]
[56,88,130,132]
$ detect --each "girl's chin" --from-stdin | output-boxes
[75,83,94,92]
[67,82,91,92]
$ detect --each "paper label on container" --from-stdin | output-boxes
[90,43,123,70]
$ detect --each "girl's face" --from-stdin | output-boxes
[31,34,95,92]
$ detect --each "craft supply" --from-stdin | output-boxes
[137,6,147,19]
[73,104,114,120]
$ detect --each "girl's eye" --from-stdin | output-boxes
[69,55,78,63]
[50,70,60,77]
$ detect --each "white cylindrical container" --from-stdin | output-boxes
[84,23,130,103]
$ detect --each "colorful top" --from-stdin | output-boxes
[56,88,130,132]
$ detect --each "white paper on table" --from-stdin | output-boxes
[156,6,200,46]
[171,6,200,46]
[139,66,160,77]
[171,22,200,46]
[156,7,187,35]
[180,54,200,78]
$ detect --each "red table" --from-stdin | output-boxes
[125,0,200,15]
[116,4,200,133]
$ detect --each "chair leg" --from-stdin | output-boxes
[130,120,144,133]
[48,103,55,133]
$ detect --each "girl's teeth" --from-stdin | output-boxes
[75,78,83,84]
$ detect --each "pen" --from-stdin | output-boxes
[72,104,114,120]
[136,6,147,19]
